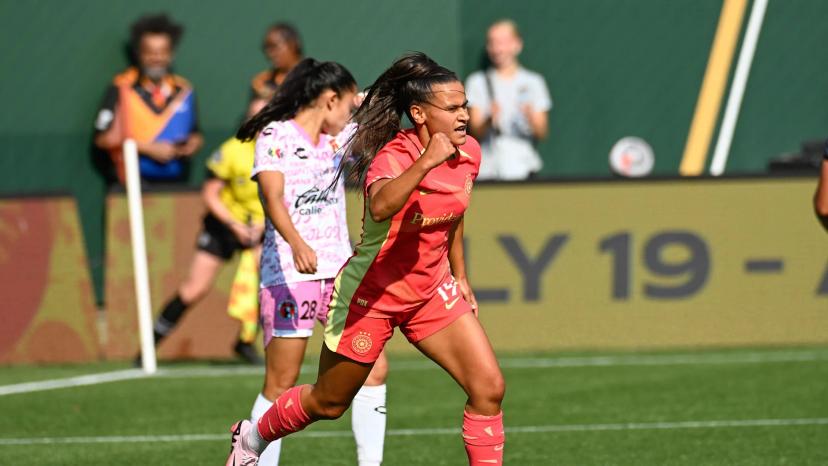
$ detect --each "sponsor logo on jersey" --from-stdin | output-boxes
[410,211,457,227]
[295,186,339,215]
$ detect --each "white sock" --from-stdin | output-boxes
[352,384,387,466]
[250,392,282,464]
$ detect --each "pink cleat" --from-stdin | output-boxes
[225,420,259,466]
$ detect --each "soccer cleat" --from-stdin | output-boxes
[226,420,259,466]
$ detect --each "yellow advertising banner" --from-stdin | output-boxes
[349,178,828,351]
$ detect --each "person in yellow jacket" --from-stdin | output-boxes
[139,100,267,364]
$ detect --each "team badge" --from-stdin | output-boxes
[464,173,473,195]
[279,300,297,319]
[267,147,282,158]
[351,331,373,355]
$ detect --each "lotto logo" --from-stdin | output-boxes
[351,331,373,355]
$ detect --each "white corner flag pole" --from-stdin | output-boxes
[123,139,157,374]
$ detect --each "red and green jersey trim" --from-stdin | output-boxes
[324,196,396,351]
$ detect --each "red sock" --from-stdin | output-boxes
[256,384,312,442]
[462,410,505,465]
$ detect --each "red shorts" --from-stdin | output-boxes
[323,276,472,363]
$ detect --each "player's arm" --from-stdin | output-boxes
[448,215,478,314]
[815,158,828,231]
[469,105,496,140]
[202,176,255,246]
[368,133,457,222]
[256,171,317,273]
[523,105,549,140]
[175,132,204,158]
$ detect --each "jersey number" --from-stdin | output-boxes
[300,301,318,319]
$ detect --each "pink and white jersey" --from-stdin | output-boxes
[252,120,354,287]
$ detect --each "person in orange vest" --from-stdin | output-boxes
[94,13,203,183]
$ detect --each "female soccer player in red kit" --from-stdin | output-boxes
[227,52,506,465]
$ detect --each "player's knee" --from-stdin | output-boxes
[263,373,300,400]
[469,371,506,408]
[365,359,388,385]
[314,399,350,420]
[307,391,351,420]
[488,372,506,404]
[178,281,207,304]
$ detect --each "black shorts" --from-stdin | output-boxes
[196,213,246,260]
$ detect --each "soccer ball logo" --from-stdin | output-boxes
[351,331,373,355]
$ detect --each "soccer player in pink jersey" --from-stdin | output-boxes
[235,59,388,465]
[226,52,505,465]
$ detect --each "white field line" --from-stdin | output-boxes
[0,369,144,396]
[2,349,828,397]
[1,417,827,446]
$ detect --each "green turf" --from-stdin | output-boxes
[1,347,827,465]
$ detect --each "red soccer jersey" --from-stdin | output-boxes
[334,129,481,317]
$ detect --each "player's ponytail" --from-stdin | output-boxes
[237,58,357,141]
[343,52,460,185]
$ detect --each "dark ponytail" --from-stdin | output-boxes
[237,58,357,141]
[344,52,460,185]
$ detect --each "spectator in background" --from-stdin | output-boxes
[466,19,551,180]
[250,22,304,102]
[815,142,828,231]
[94,13,203,184]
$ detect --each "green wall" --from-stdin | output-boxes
[459,0,724,177]
[726,0,828,173]
[1,0,826,304]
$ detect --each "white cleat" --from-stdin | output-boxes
[225,420,259,466]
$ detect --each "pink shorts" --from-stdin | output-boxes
[259,279,335,347]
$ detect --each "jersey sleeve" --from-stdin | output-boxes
[93,85,119,133]
[251,123,288,179]
[461,136,483,180]
[364,144,410,193]
[188,91,202,134]
[206,140,233,180]
[529,73,552,113]
[465,72,490,114]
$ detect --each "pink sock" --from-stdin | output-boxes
[462,410,505,465]
[257,384,312,442]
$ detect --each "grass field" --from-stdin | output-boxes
[1,346,827,465]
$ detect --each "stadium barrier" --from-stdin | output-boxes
[0,196,99,364]
[2,177,826,364]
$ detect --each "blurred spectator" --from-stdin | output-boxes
[815,141,828,231]
[466,19,551,180]
[250,22,304,102]
[94,13,203,183]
